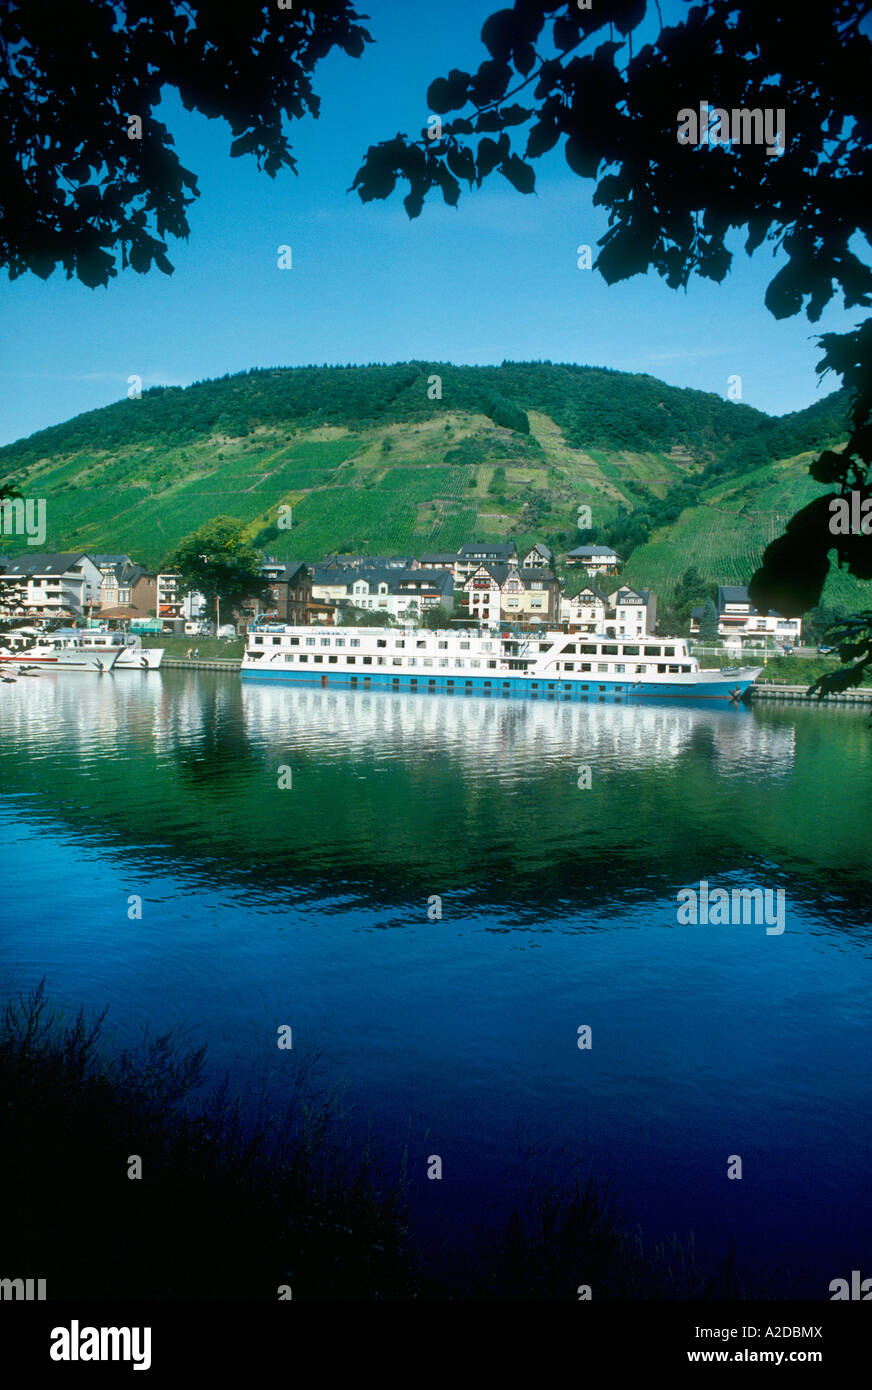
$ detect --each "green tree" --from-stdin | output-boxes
[699,597,719,643]
[167,516,265,622]
[351,1,872,689]
[335,602,393,627]
[1,1,372,286]
[420,604,453,630]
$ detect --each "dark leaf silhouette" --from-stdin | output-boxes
[1,0,373,286]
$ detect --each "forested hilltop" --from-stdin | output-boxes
[0,362,859,607]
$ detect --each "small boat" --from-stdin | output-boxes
[0,629,161,671]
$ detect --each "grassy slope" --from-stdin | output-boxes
[1,362,867,614]
[3,410,687,568]
[622,450,871,608]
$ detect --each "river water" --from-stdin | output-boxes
[1,669,870,1292]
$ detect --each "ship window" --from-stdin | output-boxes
[408,658,416,667]
[669,665,679,673]
[438,641,448,649]
[377,657,386,666]
[377,640,387,648]
[335,639,345,647]
[564,662,574,671]
[682,665,691,672]
[314,655,323,663]
[487,660,497,669]
[563,644,576,654]
[417,640,426,649]
[580,663,591,672]
[392,658,402,666]
[306,638,316,646]
[615,664,625,673]
[363,657,372,665]
[460,641,470,650]
[439,659,449,668]
[455,659,464,668]
[253,636,263,645]
[424,659,433,667]
[396,641,405,649]
[597,663,608,672]
[623,645,639,655]
[290,638,299,646]
[299,655,308,663]
[658,664,666,673]
[602,645,618,655]
[320,638,330,646]
[579,645,596,655]
[664,647,675,656]
[347,657,356,665]
[644,646,661,656]
[350,639,360,648]
[328,655,338,664]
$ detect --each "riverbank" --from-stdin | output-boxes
[0,980,787,1300]
[752,682,872,704]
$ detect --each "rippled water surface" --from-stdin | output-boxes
[1,670,870,1286]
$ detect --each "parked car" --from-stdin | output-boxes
[818,644,835,654]
[217,624,236,639]
[782,645,794,654]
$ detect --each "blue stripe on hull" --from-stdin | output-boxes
[240,668,755,704]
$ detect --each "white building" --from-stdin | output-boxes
[0,552,102,617]
[454,541,517,587]
[522,542,553,569]
[465,560,560,626]
[559,583,656,636]
[690,586,802,647]
[565,544,621,573]
[312,565,454,621]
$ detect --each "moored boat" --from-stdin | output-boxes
[0,628,163,671]
[240,624,761,703]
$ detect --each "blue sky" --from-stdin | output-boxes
[0,0,861,446]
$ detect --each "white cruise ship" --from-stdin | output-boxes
[241,624,761,703]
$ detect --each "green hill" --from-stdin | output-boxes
[0,361,862,608]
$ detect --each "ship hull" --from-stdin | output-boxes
[113,648,164,669]
[240,667,760,703]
